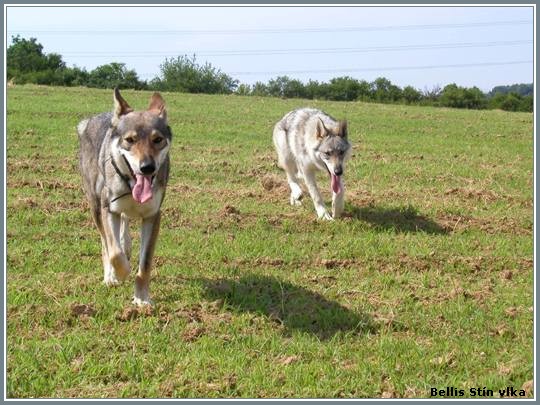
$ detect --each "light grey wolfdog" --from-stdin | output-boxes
[77,88,172,305]
[273,108,352,220]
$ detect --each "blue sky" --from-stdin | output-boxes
[6,5,534,92]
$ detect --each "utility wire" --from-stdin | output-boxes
[58,39,532,58]
[7,19,532,35]
[226,60,533,76]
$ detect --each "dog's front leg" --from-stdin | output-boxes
[133,212,161,306]
[102,208,131,284]
[303,168,332,220]
[332,181,345,218]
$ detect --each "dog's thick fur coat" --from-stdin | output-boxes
[273,108,351,219]
[77,89,171,305]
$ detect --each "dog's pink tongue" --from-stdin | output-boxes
[331,174,342,194]
[132,175,153,204]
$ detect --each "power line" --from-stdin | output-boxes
[226,60,533,76]
[59,40,532,58]
[7,19,532,36]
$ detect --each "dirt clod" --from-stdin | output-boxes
[501,270,514,280]
[279,355,299,365]
[70,303,96,318]
[182,324,205,342]
[261,175,285,191]
[522,380,533,396]
[116,305,153,322]
[221,205,240,216]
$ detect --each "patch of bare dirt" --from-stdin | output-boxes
[168,183,200,194]
[174,301,231,325]
[379,375,400,398]
[221,205,240,216]
[70,303,96,318]
[182,324,205,342]
[437,213,531,236]
[444,187,499,202]
[229,256,285,268]
[261,174,286,191]
[278,355,299,366]
[116,305,153,322]
[318,258,355,269]
[7,178,80,191]
[500,270,514,280]
[372,311,407,331]
[522,380,534,397]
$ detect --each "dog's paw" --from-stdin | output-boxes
[318,211,334,221]
[132,296,153,307]
[109,254,131,281]
[103,274,121,287]
[290,197,303,206]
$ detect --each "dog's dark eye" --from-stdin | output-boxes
[322,152,330,158]
[124,137,135,144]
[153,137,164,144]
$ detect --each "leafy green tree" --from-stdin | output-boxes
[62,66,90,86]
[500,92,523,112]
[304,80,329,99]
[440,83,466,108]
[372,77,402,102]
[356,80,373,101]
[490,83,533,97]
[235,83,251,96]
[87,62,146,89]
[465,87,487,109]
[326,76,361,101]
[282,78,307,98]
[520,95,533,112]
[440,84,487,109]
[251,81,269,96]
[7,36,65,82]
[402,86,422,104]
[266,76,292,97]
[152,55,237,94]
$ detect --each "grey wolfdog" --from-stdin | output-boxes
[273,108,352,220]
[77,88,172,305]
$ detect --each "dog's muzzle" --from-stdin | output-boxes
[140,159,156,176]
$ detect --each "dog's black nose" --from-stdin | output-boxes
[140,161,156,175]
[334,167,343,176]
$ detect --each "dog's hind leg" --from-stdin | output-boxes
[133,212,161,306]
[273,126,303,206]
[284,160,304,206]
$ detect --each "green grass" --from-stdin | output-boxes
[6,84,533,398]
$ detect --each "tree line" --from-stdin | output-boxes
[7,36,533,113]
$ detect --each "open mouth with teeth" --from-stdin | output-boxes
[132,174,155,203]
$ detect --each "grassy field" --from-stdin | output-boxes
[6,85,534,398]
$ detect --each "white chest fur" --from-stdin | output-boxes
[109,188,164,219]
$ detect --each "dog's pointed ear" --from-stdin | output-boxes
[316,118,328,139]
[112,87,133,125]
[148,92,167,121]
[338,120,348,138]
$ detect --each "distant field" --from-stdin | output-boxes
[6,85,533,398]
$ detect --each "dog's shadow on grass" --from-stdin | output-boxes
[345,204,448,235]
[197,275,377,340]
